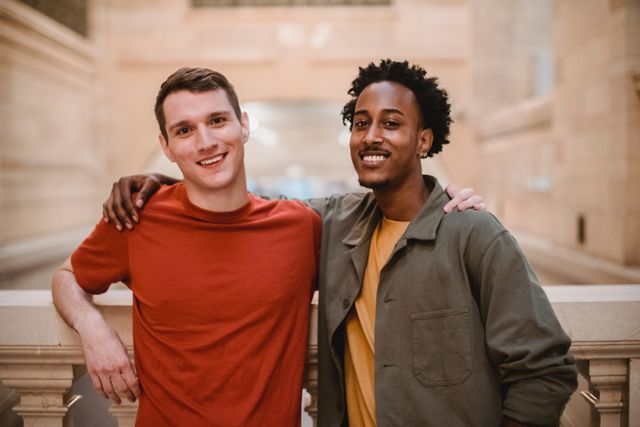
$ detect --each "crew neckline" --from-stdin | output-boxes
[175,183,254,224]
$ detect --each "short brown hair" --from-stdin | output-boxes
[154,67,242,140]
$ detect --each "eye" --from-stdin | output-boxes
[210,116,226,126]
[353,119,369,130]
[383,120,400,128]
[176,126,191,136]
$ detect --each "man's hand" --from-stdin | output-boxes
[443,184,487,213]
[77,313,141,404]
[102,174,175,231]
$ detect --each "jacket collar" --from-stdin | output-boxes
[341,175,448,246]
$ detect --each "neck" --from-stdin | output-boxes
[373,174,429,222]
[183,176,249,212]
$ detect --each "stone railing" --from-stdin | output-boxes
[547,285,640,427]
[0,285,639,427]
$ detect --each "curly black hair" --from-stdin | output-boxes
[341,59,452,158]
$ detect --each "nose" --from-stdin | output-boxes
[195,124,217,152]
[363,123,383,146]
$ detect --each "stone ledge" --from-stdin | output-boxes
[514,230,640,284]
[570,341,640,360]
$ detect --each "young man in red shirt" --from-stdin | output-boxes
[52,67,321,426]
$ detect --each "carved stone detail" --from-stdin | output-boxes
[109,399,139,427]
[588,359,627,427]
[0,364,76,427]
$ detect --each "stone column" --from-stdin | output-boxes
[109,399,138,427]
[0,364,76,427]
[589,359,627,427]
[630,359,639,427]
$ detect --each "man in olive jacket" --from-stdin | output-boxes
[102,60,577,426]
[306,60,577,427]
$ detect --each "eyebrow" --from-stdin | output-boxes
[354,108,405,116]
[167,111,230,132]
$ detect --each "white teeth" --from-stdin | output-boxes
[198,154,223,166]
[363,155,386,162]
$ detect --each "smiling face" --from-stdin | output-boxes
[349,81,433,191]
[159,89,249,203]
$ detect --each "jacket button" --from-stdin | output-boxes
[342,299,350,309]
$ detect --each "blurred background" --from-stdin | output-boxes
[0,0,639,426]
[2,0,639,288]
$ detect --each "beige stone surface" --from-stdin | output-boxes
[0,0,107,246]
[475,0,640,274]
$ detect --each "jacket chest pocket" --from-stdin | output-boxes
[410,307,472,386]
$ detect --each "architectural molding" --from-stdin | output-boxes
[571,341,640,360]
[0,0,95,77]
[477,95,552,140]
[514,230,640,284]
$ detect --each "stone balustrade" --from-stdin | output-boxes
[0,285,639,427]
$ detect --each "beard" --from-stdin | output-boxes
[358,177,390,189]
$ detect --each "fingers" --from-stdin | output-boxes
[103,185,124,231]
[118,178,139,225]
[121,364,142,400]
[474,202,487,211]
[102,175,159,231]
[97,371,121,405]
[136,179,161,209]
[110,373,135,403]
[444,187,472,213]
[444,184,461,199]
[111,182,134,231]
[455,194,484,211]
[90,368,139,404]
[443,198,457,213]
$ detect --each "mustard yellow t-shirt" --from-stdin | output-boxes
[344,217,410,427]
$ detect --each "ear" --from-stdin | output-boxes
[159,133,176,163]
[417,128,433,158]
[240,111,250,144]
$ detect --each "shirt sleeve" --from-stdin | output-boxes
[303,197,332,218]
[471,229,578,425]
[70,218,131,294]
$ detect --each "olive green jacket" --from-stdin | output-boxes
[307,176,577,427]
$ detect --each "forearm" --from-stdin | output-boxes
[51,255,141,403]
[51,258,107,336]
[150,173,180,186]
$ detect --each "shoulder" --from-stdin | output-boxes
[251,194,320,222]
[305,191,373,220]
[439,209,508,246]
[140,184,179,210]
